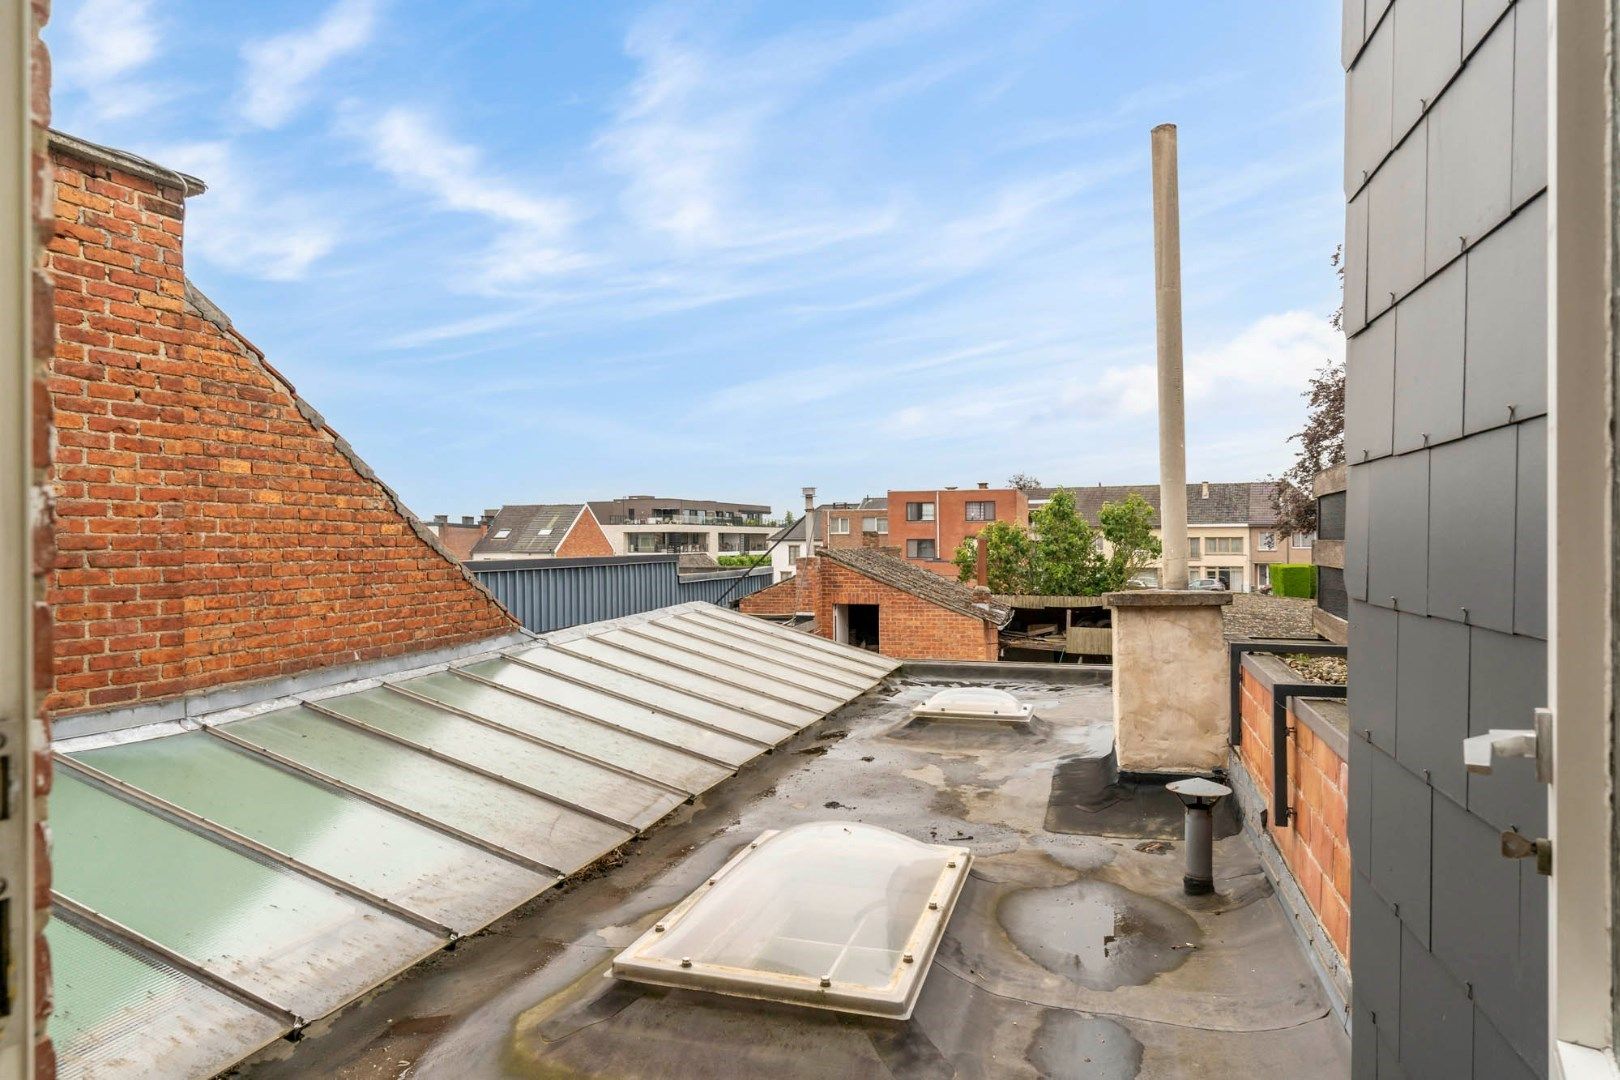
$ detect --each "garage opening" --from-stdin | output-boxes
[834,604,880,651]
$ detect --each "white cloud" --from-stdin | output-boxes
[157,142,338,281]
[239,0,382,128]
[57,0,162,122]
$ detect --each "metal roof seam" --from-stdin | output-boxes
[610,626,853,703]
[543,640,808,728]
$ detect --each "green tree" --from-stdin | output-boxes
[1095,492,1163,591]
[951,520,1034,593]
[1028,489,1102,594]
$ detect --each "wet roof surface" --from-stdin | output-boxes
[238,671,1349,1079]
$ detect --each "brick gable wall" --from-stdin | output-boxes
[778,557,996,661]
[555,507,613,557]
[737,573,802,616]
[44,145,518,717]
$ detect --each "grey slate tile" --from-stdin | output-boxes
[1513,862,1549,1070]
[1426,21,1514,273]
[1348,315,1396,461]
[1398,925,1475,1077]
[1515,416,1547,639]
[1369,124,1429,316]
[1395,612,1470,804]
[1346,189,1371,335]
[1347,461,1371,600]
[1370,749,1433,946]
[1353,870,1403,1054]
[1393,259,1466,454]
[1393,0,1464,139]
[1464,196,1547,434]
[1348,16,1396,193]
[1350,729,1375,871]
[1467,627,1546,834]
[1511,0,1548,205]
[1351,599,1398,752]
[1428,426,1517,632]
[1431,790,1520,1034]
[1463,0,1511,53]
[1367,451,1429,615]
[1344,0,1369,71]
[1474,1004,1540,1080]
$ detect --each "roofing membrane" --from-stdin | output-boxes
[49,603,896,1080]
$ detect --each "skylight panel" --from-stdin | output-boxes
[612,822,970,1018]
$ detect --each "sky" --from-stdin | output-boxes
[46,0,1346,520]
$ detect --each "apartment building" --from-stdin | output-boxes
[585,496,776,556]
[1030,482,1293,592]
[817,496,888,549]
[887,484,1029,574]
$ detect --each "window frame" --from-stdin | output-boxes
[964,501,996,522]
[906,539,937,560]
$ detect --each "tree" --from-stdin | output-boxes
[1095,492,1162,591]
[1028,489,1101,594]
[950,520,1034,592]
[1272,360,1345,537]
[1006,472,1043,493]
[781,510,796,527]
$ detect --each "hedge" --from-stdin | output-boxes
[1269,563,1317,599]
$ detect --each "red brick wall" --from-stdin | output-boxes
[28,4,56,1075]
[887,487,1028,572]
[1238,665,1350,961]
[737,574,802,616]
[800,558,996,661]
[555,507,613,557]
[43,146,518,717]
[430,521,486,561]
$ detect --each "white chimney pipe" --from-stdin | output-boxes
[1151,124,1189,590]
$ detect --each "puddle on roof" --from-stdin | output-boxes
[1028,1009,1145,1079]
[998,880,1201,991]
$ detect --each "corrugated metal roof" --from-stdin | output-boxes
[48,603,896,1080]
[470,504,586,556]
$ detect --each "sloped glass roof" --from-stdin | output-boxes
[612,822,970,1019]
[49,603,897,1079]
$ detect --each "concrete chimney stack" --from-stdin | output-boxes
[1150,123,1189,591]
[975,534,989,587]
[977,481,989,490]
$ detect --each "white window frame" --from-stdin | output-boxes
[906,502,935,522]
[906,539,937,560]
[830,517,851,535]
[862,516,886,534]
[964,501,995,522]
[1290,532,1315,549]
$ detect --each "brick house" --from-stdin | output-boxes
[423,513,490,561]
[41,130,522,718]
[817,496,888,549]
[739,548,1010,661]
[886,484,1029,576]
[467,503,613,560]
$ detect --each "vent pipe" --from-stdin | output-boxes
[1150,123,1189,590]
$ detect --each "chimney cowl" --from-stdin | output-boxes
[433,513,448,524]
[461,515,475,525]
[977,481,989,489]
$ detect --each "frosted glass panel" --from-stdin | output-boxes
[48,917,287,1080]
[323,689,680,828]
[403,672,729,794]
[73,732,550,934]
[597,627,851,705]
[673,610,892,679]
[514,646,800,739]
[51,769,441,1018]
[226,706,628,873]
[463,659,758,766]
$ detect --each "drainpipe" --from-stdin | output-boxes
[1151,123,1189,590]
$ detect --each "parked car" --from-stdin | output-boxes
[1188,577,1228,591]
[1124,577,1155,589]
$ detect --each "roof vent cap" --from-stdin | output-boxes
[910,687,1033,723]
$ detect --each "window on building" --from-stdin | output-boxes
[907,539,937,560]
[905,502,935,522]
[863,516,887,534]
[1291,532,1315,548]
[1258,531,1277,551]
[964,501,996,522]
[1206,537,1244,554]
[493,529,512,540]
[787,545,801,561]
[830,517,851,535]
[1187,537,1201,558]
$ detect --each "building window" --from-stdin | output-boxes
[1206,537,1244,554]
[1258,531,1277,551]
[907,539,938,560]
[964,501,996,522]
[906,502,935,522]
[1187,537,1200,559]
[1291,532,1315,548]
[830,517,851,534]
[863,516,887,534]
[787,545,801,561]
[493,529,512,540]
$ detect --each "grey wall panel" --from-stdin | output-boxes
[1346,190,1371,334]
[1510,0,1547,205]
[1353,874,1403,1052]
[1367,451,1429,614]
[1392,0,1464,139]
[1398,924,1475,1077]
[1344,0,1368,70]
[1463,0,1511,53]
[1514,416,1547,638]
[1368,125,1429,317]
[1425,19,1514,269]
[1351,599,1398,751]
[1428,427,1517,631]
[1347,314,1396,461]
[1516,864,1549,1071]
[1464,196,1548,433]
[1394,613,1469,803]
[1352,995,1379,1080]
[1368,0,1395,33]
[1369,749,1432,945]
[1431,790,1524,1044]
[1350,733,1375,869]
[1347,463,1370,599]
[1473,1008,1540,1080]
[1347,17,1395,193]
[1467,627,1546,833]
[1378,1035,1408,1080]
[1393,259,1466,453]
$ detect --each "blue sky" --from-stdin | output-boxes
[47,1,1345,519]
